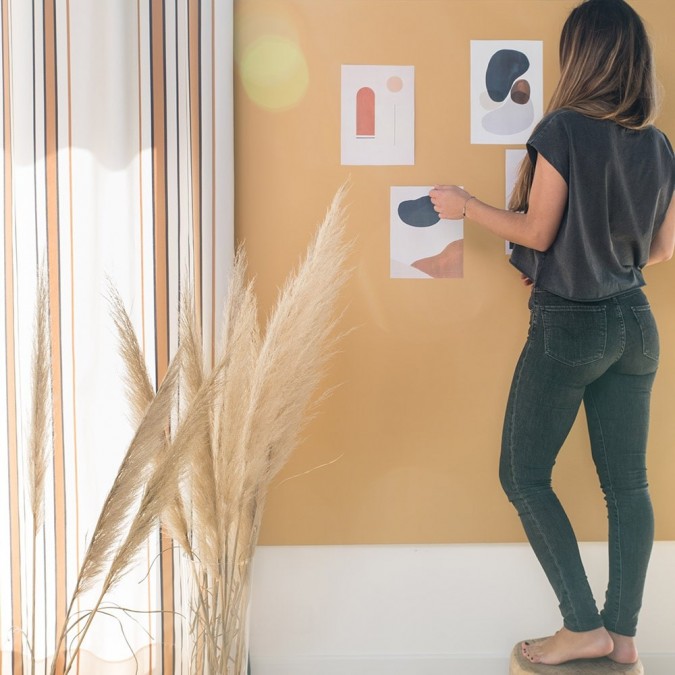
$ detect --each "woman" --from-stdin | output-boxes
[430,0,675,666]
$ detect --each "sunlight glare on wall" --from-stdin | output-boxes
[236,3,309,111]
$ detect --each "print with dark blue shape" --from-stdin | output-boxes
[398,196,440,228]
[486,50,530,102]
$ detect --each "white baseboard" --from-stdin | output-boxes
[250,656,508,675]
[641,655,675,674]
[249,542,675,674]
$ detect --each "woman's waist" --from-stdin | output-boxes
[530,286,648,308]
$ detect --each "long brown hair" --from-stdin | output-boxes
[509,0,660,212]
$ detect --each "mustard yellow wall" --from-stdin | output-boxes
[234,0,675,545]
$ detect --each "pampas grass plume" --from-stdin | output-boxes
[182,183,351,674]
[51,184,352,675]
[239,182,351,504]
[73,342,182,598]
[29,266,51,534]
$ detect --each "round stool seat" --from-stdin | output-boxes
[509,640,644,674]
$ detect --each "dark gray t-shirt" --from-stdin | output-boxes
[510,109,674,301]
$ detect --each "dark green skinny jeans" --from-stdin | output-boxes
[500,287,657,637]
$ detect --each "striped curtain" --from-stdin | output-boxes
[1,1,233,673]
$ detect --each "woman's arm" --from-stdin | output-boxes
[646,193,675,266]
[429,154,568,252]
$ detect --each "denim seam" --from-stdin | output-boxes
[586,387,623,632]
[507,322,580,629]
[616,303,626,361]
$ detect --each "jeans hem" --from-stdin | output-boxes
[563,618,605,633]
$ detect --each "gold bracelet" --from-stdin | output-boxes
[462,195,476,218]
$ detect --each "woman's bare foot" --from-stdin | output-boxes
[607,630,639,664]
[521,627,614,665]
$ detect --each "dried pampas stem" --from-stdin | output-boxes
[29,265,51,535]
[240,182,351,503]
[52,342,183,675]
[179,182,352,674]
[107,284,155,428]
[29,264,52,675]
[73,348,182,599]
[48,183,352,675]
[177,282,222,570]
[61,348,184,674]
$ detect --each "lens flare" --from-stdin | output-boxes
[236,4,309,111]
[239,36,309,111]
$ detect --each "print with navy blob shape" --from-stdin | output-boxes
[471,40,543,144]
[390,186,464,279]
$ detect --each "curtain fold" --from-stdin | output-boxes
[0,1,234,673]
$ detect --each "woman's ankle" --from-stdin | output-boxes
[607,630,639,665]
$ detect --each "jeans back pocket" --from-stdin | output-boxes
[541,306,607,366]
[632,305,659,361]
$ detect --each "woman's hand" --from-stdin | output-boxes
[520,273,533,287]
[429,185,471,220]
[429,157,566,251]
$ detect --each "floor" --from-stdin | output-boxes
[250,655,675,675]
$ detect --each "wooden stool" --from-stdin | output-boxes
[510,640,644,674]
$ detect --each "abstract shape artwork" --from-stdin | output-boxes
[341,65,415,165]
[510,79,531,104]
[397,195,441,228]
[411,240,464,279]
[482,97,535,136]
[356,87,376,137]
[471,41,543,144]
[391,186,463,279]
[386,76,403,93]
[485,49,530,102]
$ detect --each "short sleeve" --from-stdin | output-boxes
[663,132,675,193]
[526,110,571,184]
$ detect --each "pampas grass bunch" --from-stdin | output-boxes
[166,184,351,674]
[23,186,350,674]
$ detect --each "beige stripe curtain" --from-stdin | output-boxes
[1,1,233,673]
